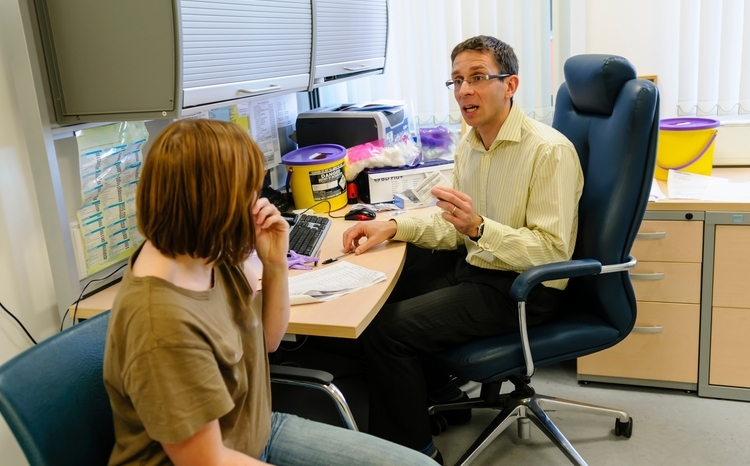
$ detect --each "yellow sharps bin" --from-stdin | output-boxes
[282,144,348,213]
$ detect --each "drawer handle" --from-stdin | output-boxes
[238,84,281,95]
[632,326,664,333]
[636,232,667,240]
[629,272,665,280]
[343,64,376,71]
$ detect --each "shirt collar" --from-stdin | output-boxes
[467,103,524,152]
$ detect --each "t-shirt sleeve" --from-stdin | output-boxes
[123,346,235,444]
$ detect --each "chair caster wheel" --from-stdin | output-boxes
[615,418,633,438]
[430,414,448,436]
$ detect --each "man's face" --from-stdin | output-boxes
[451,50,510,134]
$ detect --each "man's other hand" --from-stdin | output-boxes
[433,186,483,238]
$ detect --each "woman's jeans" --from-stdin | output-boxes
[260,412,438,465]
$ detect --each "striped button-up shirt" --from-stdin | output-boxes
[393,103,583,289]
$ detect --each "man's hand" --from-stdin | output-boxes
[432,186,483,237]
[252,197,289,269]
[342,220,398,255]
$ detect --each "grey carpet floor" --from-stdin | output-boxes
[433,360,750,466]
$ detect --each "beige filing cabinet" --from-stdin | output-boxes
[710,225,750,389]
[578,214,703,391]
[577,168,750,401]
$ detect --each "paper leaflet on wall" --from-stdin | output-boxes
[75,121,149,276]
[179,94,297,171]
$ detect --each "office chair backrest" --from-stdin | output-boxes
[552,54,659,335]
[0,312,114,466]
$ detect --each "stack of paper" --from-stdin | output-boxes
[288,261,387,305]
[667,170,750,202]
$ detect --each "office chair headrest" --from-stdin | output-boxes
[564,55,637,116]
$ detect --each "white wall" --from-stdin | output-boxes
[584,0,750,165]
[0,1,60,464]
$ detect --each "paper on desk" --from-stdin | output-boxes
[288,261,387,304]
[667,170,750,201]
[667,170,728,199]
[412,170,451,205]
[649,178,666,202]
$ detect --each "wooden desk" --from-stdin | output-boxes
[647,167,750,211]
[69,208,438,339]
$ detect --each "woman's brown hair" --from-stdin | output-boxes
[137,119,265,266]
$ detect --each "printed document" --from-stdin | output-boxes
[667,170,750,201]
[412,170,451,205]
[288,261,386,305]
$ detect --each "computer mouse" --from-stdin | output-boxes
[344,208,377,221]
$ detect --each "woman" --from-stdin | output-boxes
[103,119,437,466]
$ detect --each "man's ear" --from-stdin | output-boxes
[505,75,520,99]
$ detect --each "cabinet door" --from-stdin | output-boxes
[710,307,750,388]
[181,0,312,107]
[578,302,699,383]
[312,0,388,84]
[712,225,750,308]
[710,225,750,388]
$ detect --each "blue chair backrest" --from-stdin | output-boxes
[552,55,659,335]
[0,312,113,466]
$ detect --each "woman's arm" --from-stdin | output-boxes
[250,197,290,352]
[162,420,267,466]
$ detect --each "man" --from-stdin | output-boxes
[341,35,584,464]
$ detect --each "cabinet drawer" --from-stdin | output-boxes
[629,261,701,304]
[712,225,750,308]
[631,220,703,263]
[709,306,750,388]
[578,302,699,384]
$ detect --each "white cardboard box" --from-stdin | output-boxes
[361,163,454,204]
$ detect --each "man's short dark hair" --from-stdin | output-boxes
[451,35,519,76]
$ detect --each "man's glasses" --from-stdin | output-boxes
[445,74,510,91]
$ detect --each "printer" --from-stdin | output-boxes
[295,104,410,148]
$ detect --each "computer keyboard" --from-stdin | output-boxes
[288,214,331,258]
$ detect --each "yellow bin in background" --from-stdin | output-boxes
[282,144,348,213]
[654,117,719,181]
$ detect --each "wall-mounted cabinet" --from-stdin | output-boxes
[32,0,388,124]
[310,0,388,88]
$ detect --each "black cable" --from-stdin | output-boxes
[297,200,348,219]
[64,262,127,330]
[0,300,37,345]
[280,334,309,352]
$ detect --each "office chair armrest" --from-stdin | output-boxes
[269,365,334,384]
[509,259,602,302]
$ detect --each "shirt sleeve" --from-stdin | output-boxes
[473,142,582,270]
[391,213,462,250]
[123,346,235,444]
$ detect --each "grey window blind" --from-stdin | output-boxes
[181,0,312,89]
[314,0,387,66]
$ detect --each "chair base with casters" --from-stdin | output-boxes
[430,374,633,466]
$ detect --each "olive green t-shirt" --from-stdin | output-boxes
[103,252,271,465]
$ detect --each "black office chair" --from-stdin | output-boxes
[429,55,659,465]
[0,311,357,466]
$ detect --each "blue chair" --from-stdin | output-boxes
[430,55,660,466]
[0,311,357,466]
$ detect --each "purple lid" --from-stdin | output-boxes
[281,144,346,166]
[660,117,720,131]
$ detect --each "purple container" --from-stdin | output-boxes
[281,144,346,166]
[659,117,720,131]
